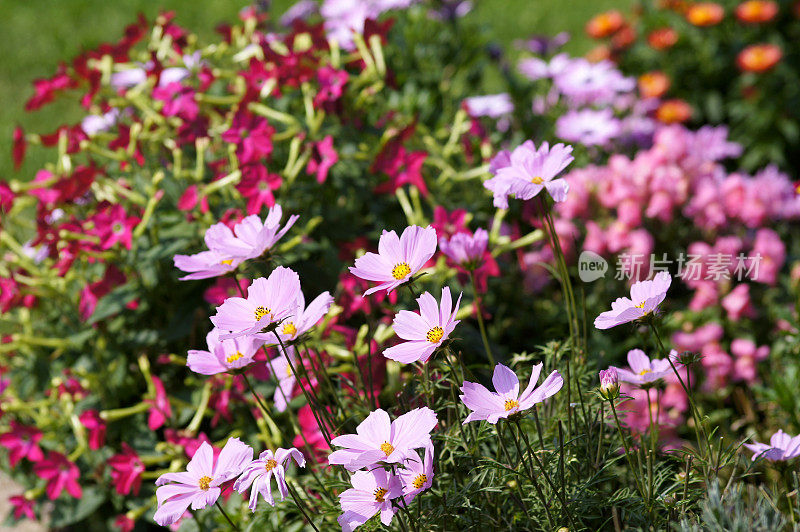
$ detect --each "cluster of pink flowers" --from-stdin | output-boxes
[153,437,305,525]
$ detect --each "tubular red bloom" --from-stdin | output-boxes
[686,3,725,26]
[585,10,625,38]
[647,27,678,50]
[735,0,778,23]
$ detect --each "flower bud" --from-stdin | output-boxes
[599,367,620,400]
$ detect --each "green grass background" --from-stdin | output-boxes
[0,0,633,179]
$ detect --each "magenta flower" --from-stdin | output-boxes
[187,328,262,375]
[594,272,672,330]
[78,409,106,450]
[744,430,800,462]
[460,363,563,424]
[9,494,36,520]
[0,422,44,467]
[277,291,334,343]
[210,266,301,339]
[612,349,677,385]
[399,444,434,504]
[33,452,82,500]
[349,225,437,295]
[146,375,172,431]
[108,443,145,496]
[484,140,574,208]
[154,438,253,526]
[383,287,462,364]
[234,447,305,511]
[328,407,438,471]
[439,228,489,269]
[337,468,404,532]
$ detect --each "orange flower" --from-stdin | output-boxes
[656,99,692,123]
[658,0,691,11]
[638,72,671,99]
[686,3,725,26]
[735,0,779,23]
[586,11,625,38]
[612,25,637,49]
[647,27,679,50]
[737,43,782,72]
[586,45,612,62]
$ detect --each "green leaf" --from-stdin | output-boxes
[50,486,106,527]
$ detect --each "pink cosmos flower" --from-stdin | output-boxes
[349,225,437,296]
[227,207,299,259]
[439,228,489,269]
[234,447,305,510]
[484,140,574,208]
[79,409,106,450]
[146,375,172,431]
[108,443,145,496]
[460,363,563,424]
[328,407,438,471]
[173,250,241,281]
[337,468,404,532]
[187,328,262,375]
[556,108,621,147]
[594,271,672,329]
[383,287,462,364]
[210,266,301,339]
[153,438,253,526]
[399,444,434,504]
[277,291,334,343]
[33,452,82,500]
[612,349,677,385]
[731,338,769,383]
[744,430,800,462]
[0,422,44,467]
[721,284,755,321]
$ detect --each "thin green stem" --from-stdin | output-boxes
[609,400,647,501]
[287,483,321,532]
[214,499,240,531]
[468,271,495,366]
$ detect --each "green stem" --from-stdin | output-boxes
[468,271,496,366]
[287,483,321,532]
[214,499,240,531]
[609,400,647,501]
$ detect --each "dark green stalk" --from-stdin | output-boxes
[214,500,240,531]
[468,270,495,366]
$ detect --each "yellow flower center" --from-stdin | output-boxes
[264,459,278,472]
[373,487,388,502]
[254,306,271,321]
[220,259,234,266]
[226,351,244,364]
[380,442,395,456]
[504,399,519,412]
[426,326,444,343]
[391,262,411,280]
[638,369,651,376]
[282,322,297,338]
[198,476,213,491]
[285,364,293,377]
[412,474,428,489]
[530,176,544,185]
[634,301,646,309]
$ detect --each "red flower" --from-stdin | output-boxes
[25,64,76,111]
[221,113,275,164]
[113,514,136,532]
[78,410,107,450]
[9,495,36,521]
[307,135,338,183]
[152,82,199,120]
[431,206,469,240]
[203,277,250,305]
[314,66,348,107]
[79,265,126,321]
[108,443,144,495]
[0,182,14,213]
[12,126,26,170]
[177,184,209,213]
[585,11,625,39]
[373,147,428,196]
[236,165,282,214]
[0,422,44,467]
[33,452,82,500]
[146,375,172,430]
[737,43,782,72]
[92,204,141,250]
